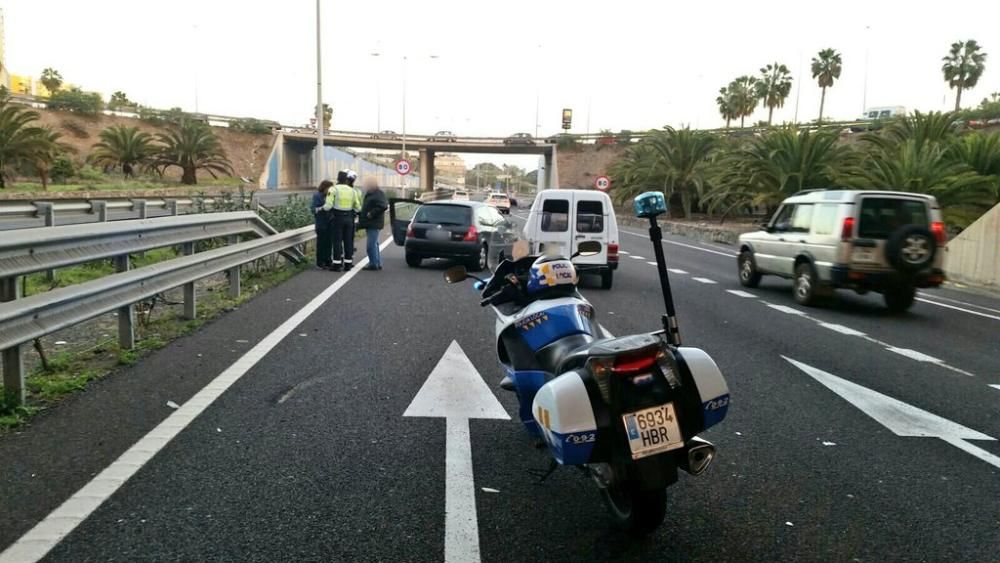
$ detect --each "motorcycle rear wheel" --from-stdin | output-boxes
[600,478,667,536]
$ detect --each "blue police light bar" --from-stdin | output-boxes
[633,191,668,218]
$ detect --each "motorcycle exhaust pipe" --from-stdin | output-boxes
[679,436,716,476]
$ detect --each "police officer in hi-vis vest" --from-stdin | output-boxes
[322,170,363,271]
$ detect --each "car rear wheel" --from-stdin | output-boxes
[884,283,916,313]
[738,251,762,288]
[405,252,421,268]
[793,263,819,306]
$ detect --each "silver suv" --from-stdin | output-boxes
[737,190,947,312]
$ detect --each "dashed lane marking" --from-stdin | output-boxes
[766,304,807,316]
[726,290,757,298]
[692,277,718,284]
[818,322,866,337]
[668,268,688,274]
[628,255,646,260]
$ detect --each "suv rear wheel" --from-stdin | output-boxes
[793,263,819,306]
[738,251,762,288]
[884,283,916,313]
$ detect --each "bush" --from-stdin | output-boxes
[260,194,314,231]
[137,105,165,125]
[50,156,76,183]
[229,118,275,135]
[47,88,103,115]
[77,163,104,181]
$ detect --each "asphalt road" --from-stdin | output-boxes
[2,212,999,562]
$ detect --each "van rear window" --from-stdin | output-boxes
[576,200,604,233]
[541,199,569,232]
[858,198,928,239]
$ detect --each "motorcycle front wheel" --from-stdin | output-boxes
[600,478,667,536]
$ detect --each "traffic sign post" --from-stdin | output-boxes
[395,159,412,176]
[594,175,610,191]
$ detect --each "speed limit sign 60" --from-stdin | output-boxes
[395,159,412,176]
[594,175,611,191]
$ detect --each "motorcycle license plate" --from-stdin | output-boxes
[622,403,684,460]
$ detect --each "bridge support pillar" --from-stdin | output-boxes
[114,255,135,350]
[227,235,241,299]
[182,242,197,320]
[419,149,435,191]
[1,277,25,406]
[543,151,554,190]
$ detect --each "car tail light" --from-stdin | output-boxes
[931,221,946,245]
[607,243,619,263]
[406,224,415,238]
[841,217,855,241]
[463,225,478,242]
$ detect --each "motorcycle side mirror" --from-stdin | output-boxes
[443,265,469,284]
[511,240,530,261]
[573,240,602,257]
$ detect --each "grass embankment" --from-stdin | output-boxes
[4,177,242,194]
[0,250,310,430]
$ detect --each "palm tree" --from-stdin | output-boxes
[0,99,48,188]
[756,62,793,126]
[811,49,842,123]
[862,111,956,154]
[948,132,1000,225]
[149,120,233,185]
[90,125,154,176]
[942,40,987,111]
[108,91,135,110]
[716,86,739,129]
[39,68,63,96]
[728,76,759,128]
[30,129,70,191]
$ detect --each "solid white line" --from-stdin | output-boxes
[0,238,395,563]
[692,277,718,284]
[915,298,1000,322]
[918,292,1000,315]
[621,229,737,257]
[446,418,481,563]
[726,290,757,298]
[940,437,1000,471]
[667,268,688,275]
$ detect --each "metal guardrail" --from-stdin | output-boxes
[0,195,255,230]
[0,214,313,406]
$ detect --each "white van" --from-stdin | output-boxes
[522,189,620,289]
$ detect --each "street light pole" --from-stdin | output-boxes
[315,0,325,183]
[862,25,871,114]
[371,52,381,132]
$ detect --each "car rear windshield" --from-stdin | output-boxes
[858,198,929,239]
[414,205,470,226]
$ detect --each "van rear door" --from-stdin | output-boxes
[572,192,609,265]
[534,193,573,255]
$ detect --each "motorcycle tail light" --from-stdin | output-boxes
[611,351,659,376]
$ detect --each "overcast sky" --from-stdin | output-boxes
[3,0,998,168]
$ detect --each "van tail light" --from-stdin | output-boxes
[840,217,855,241]
[406,224,415,238]
[607,243,619,263]
[931,221,946,245]
[463,225,478,242]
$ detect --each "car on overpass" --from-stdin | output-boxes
[388,199,518,271]
[427,130,457,142]
[737,190,946,312]
[372,130,401,140]
[504,132,535,145]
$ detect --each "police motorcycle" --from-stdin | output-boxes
[442,191,730,535]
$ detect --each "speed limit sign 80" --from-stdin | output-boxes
[394,159,412,176]
[594,175,611,191]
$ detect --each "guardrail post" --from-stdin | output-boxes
[166,199,179,216]
[1,277,25,406]
[133,199,147,220]
[36,202,56,281]
[92,200,109,222]
[114,255,135,350]
[182,242,197,320]
[227,235,241,299]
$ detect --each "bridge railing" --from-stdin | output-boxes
[0,212,312,406]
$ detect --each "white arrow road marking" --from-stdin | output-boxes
[784,357,1000,470]
[692,277,717,284]
[990,385,1000,392]
[0,240,396,563]
[404,341,509,563]
[726,290,757,298]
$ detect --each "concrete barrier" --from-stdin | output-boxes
[944,202,1000,289]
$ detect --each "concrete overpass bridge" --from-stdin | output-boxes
[263,128,558,191]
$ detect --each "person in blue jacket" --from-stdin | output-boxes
[311,180,333,269]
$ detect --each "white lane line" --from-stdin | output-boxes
[628,255,646,260]
[0,239,396,563]
[886,347,943,364]
[618,250,630,255]
[692,277,718,284]
[766,304,806,316]
[990,385,1000,391]
[818,322,866,337]
[915,298,1000,322]
[620,229,738,257]
[646,261,659,266]
[668,268,688,275]
[726,290,757,298]
[918,292,1000,315]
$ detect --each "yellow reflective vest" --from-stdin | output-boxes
[323,183,362,212]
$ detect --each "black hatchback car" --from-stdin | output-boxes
[389,199,518,271]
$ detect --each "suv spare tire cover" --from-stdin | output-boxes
[885,225,937,272]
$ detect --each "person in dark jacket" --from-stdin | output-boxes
[311,180,333,269]
[358,176,389,271]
